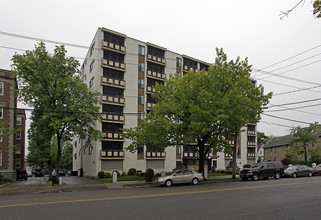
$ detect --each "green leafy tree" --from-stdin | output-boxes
[309,145,321,164]
[257,131,271,145]
[123,48,271,177]
[314,0,321,18]
[285,148,300,164]
[289,122,320,165]
[12,42,102,182]
[60,141,73,171]
[0,119,21,151]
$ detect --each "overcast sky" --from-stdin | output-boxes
[1,0,321,139]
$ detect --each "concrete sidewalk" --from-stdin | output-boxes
[0,175,238,195]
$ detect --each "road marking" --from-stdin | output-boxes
[1,179,321,208]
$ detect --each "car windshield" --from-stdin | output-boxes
[286,166,297,170]
[251,163,260,168]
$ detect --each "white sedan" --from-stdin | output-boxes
[155,169,204,187]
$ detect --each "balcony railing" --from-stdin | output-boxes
[102,132,124,141]
[147,54,166,65]
[146,151,166,159]
[146,86,156,93]
[102,95,125,106]
[102,77,125,89]
[102,114,125,124]
[183,66,198,72]
[247,130,256,135]
[247,153,256,158]
[102,40,126,53]
[228,140,235,145]
[247,142,256,146]
[182,152,213,158]
[147,70,166,80]
[146,102,156,109]
[100,150,124,159]
[102,58,126,71]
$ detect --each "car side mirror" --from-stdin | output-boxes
[261,166,264,169]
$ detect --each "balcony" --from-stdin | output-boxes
[100,150,124,159]
[247,130,256,136]
[183,65,198,72]
[147,54,166,65]
[102,40,126,54]
[146,86,156,94]
[146,70,166,81]
[228,140,235,145]
[102,77,125,89]
[102,132,124,142]
[146,102,156,110]
[102,58,126,71]
[102,114,125,124]
[146,151,166,159]
[247,142,256,147]
[102,95,125,106]
[183,152,213,159]
[247,154,256,159]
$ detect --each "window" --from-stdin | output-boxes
[0,151,2,166]
[138,62,145,72]
[0,107,3,119]
[16,116,22,125]
[89,146,93,155]
[138,111,144,120]
[90,43,95,56]
[16,131,21,140]
[176,145,181,155]
[176,58,182,67]
[138,95,144,105]
[90,59,95,72]
[138,146,144,155]
[16,145,21,154]
[89,76,94,88]
[0,129,2,142]
[74,141,77,148]
[138,78,144,88]
[138,45,145,56]
[74,153,77,160]
[0,82,3,95]
[16,159,21,169]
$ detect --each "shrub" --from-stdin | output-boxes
[243,164,251,168]
[281,158,292,166]
[175,161,185,170]
[128,168,137,176]
[98,171,105,179]
[105,172,112,178]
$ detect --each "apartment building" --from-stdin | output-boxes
[72,27,257,177]
[0,69,26,181]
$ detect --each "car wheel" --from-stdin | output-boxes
[165,180,172,187]
[292,173,297,178]
[241,177,248,181]
[263,177,269,180]
[252,173,259,181]
[192,178,199,185]
[308,171,313,177]
[274,172,281,179]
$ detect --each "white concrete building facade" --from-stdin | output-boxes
[72,27,257,177]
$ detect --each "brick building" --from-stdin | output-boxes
[0,69,26,181]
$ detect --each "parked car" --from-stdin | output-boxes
[240,161,284,181]
[26,170,32,177]
[34,169,44,177]
[284,165,314,178]
[155,169,203,187]
[16,170,28,180]
[313,164,321,175]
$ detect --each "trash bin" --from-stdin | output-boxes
[79,168,83,177]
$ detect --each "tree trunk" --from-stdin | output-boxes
[232,131,238,179]
[198,144,205,179]
[304,145,307,165]
[56,131,62,184]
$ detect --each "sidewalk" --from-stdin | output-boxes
[0,175,238,195]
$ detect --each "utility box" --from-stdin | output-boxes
[113,172,117,183]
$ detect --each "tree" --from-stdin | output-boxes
[289,122,320,164]
[257,131,271,145]
[123,48,271,177]
[12,42,102,182]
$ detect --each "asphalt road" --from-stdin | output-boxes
[1,176,321,220]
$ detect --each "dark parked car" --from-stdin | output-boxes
[284,165,314,178]
[313,164,321,175]
[16,170,28,180]
[33,169,44,177]
[240,161,284,181]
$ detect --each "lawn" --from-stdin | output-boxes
[97,175,145,183]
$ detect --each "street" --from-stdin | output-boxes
[1,176,321,219]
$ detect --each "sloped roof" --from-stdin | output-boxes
[263,134,293,149]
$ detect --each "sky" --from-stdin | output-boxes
[0,0,321,142]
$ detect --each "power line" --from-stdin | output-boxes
[259,121,294,129]
[273,85,321,96]
[265,102,321,112]
[262,113,312,125]
[267,97,321,108]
